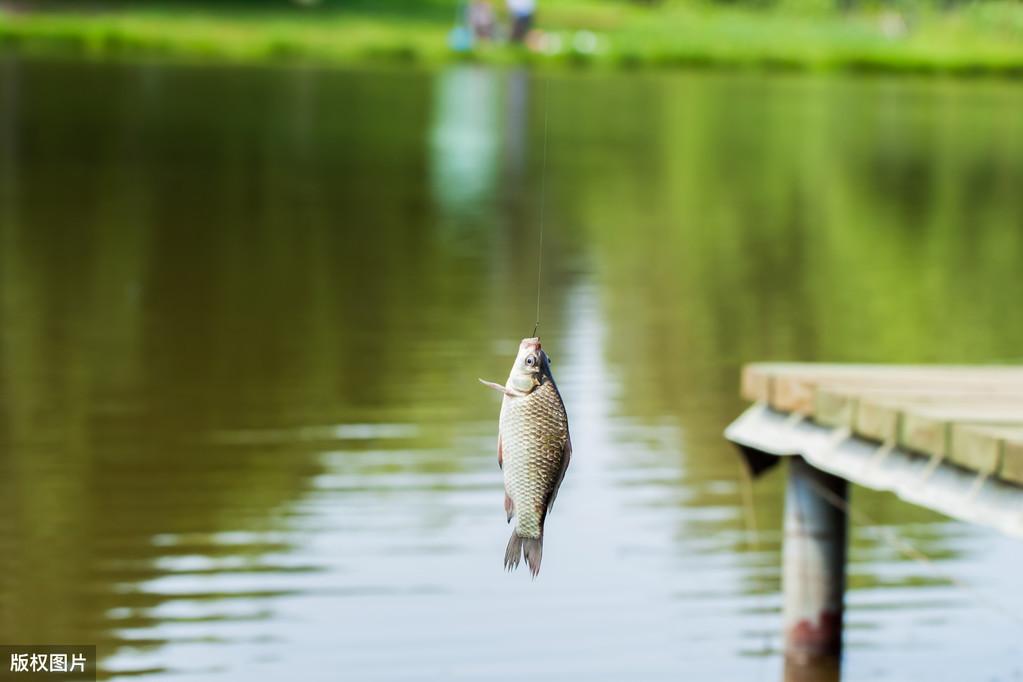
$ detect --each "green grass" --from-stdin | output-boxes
[4,0,1023,75]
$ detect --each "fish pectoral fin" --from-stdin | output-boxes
[478,378,527,398]
[479,378,505,392]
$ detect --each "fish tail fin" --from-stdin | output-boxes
[504,529,543,576]
[504,530,523,572]
[523,536,543,577]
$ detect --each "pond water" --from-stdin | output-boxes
[1,57,1023,681]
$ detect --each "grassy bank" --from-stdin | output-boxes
[3,0,1023,75]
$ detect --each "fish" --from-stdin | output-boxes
[480,337,572,577]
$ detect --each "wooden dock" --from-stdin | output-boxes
[724,363,1023,668]
[738,363,1023,482]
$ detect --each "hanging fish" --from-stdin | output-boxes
[480,337,572,577]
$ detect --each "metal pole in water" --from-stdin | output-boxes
[783,456,848,664]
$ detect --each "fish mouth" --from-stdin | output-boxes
[520,337,541,352]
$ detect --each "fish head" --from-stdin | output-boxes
[507,337,548,393]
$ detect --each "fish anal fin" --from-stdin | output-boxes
[504,491,514,522]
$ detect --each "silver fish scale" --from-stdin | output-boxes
[500,380,569,539]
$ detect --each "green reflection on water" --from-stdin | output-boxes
[1,59,1022,677]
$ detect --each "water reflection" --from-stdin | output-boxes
[430,66,501,217]
[0,58,1022,681]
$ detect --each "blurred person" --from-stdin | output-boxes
[507,0,536,43]
[469,1,496,41]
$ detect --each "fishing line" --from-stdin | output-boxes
[531,76,550,339]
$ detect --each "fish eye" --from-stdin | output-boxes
[525,355,537,367]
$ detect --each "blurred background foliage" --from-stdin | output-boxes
[3,0,1023,74]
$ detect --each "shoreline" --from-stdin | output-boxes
[3,6,1023,78]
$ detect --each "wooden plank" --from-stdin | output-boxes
[785,374,1023,413]
[740,365,771,404]
[855,400,902,443]
[949,425,1004,474]
[813,388,858,427]
[739,362,1023,485]
[899,405,1023,459]
[820,397,1023,451]
[815,392,1023,477]
[813,386,1023,429]
[747,363,1023,380]
[1003,437,1023,485]
[947,426,1023,479]
[741,363,1023,413]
